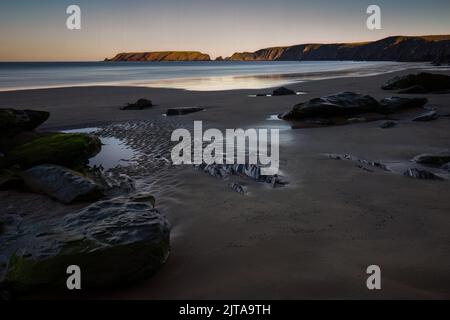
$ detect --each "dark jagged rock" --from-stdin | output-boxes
[441,162,450,172]
[230,183,247,195]
[1,197,170,293]
[413,151,450,166]
[5,133,101,169]
[281,92,379,120]
[404,168,444,180]
[382,72,450,93]
[377,97,428,114]
[328,154,391,171]
[272,87,296,96]
[194,163,287,187]
[380,121,397,129]
[21,165,103,204]
[412,111,439,122]
[121,99,153,110]
[0,109,49,137]
[166,107,204,116]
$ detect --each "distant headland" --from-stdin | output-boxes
[104,35,450,63]
[104,51,211,62]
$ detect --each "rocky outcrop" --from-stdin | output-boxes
[0,109,49,137]
[105,51,211,62]
[5,133,101,169]
[281,92,380,120]
[382,73,450,93]
[166,107,204,116]
[121,98,153,110]
[1,197,170,293]
[226,35,450,62]
[21,165,102,204]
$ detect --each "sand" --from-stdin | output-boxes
[1,68,450,299]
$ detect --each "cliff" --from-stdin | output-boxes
[105,51,211,62]
[226,35,450,62]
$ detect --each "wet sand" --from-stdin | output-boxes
[1,68,450,299]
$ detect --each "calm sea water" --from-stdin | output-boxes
[0,61,416,91]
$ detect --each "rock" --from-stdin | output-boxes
[1,197,170,293]
[403,168,444,180]
[272,87,296,96]
[398,85,428,94]
[0,169,23,190]
[377,97,428,114]
[380,121,396,129]
[347,117,367,124]
[413,151,450,166]
[121,99,153,110]
[21,165,103,204]
[5,133,101,169]
[166,107,204,116]
[0,109,49,137]
[281,92,379,120]
[230,183,247,194]
[382,72,450,93]
[412,111,439,121]
[441,162,450,172]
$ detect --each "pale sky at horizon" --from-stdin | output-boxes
[1,0,450,61]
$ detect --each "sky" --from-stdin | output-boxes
[1,0,450,61]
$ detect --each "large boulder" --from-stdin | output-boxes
[21,165,103,204]
[281,92,379,120]
[381,73,450,93]
[121,99,153,110]
[1,197,170,293]
[377,97,428,114]
[0,109,49,137]
[413,151,450,166]
[5,133,101,169]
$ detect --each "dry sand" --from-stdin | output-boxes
[1,68,450,299]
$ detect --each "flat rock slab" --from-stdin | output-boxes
[413,151,450,166]
[22,164,102,204]
[166,107,204,116]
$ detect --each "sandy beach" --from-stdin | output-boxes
[1,68,450,299]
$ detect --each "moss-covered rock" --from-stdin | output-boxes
[1,197,170,293]
[0,109,49,137]
[5,133,101,169]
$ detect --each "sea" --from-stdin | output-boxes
[0,61,420,92]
